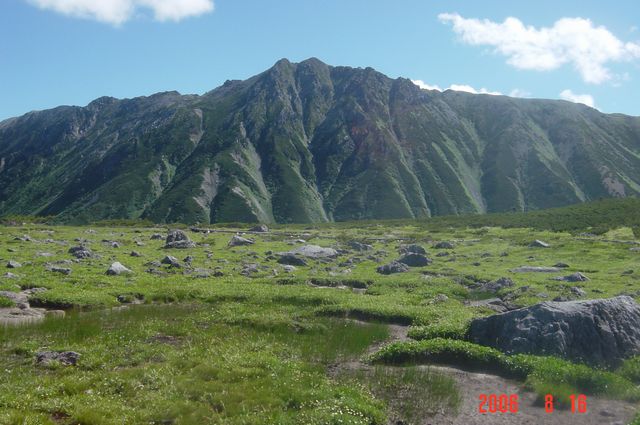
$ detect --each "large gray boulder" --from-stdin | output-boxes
[468,296,640,367]
[397,253,432,267]
[164,230,196,249]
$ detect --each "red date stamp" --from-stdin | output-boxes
[478,394,587,414]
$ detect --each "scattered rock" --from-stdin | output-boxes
[529,240,551,248]
[472,277,515,293]
[68,246,93,259]
[35,351,80,366]
[161,256,181,268]
[348,241,373,251]
[106,262,132,276]
[552,272,590,282]
[570,286,587,297]
[281,265,296,273]
[150,233,164,240]
[554,262,570,268]
[111,242,120,248]
[6,260,21,269]
[241,263,260,276]
[376,261,409,275]
[2,272,18,279]
[398,244,426,255]
[434,241,455,249]
[48,266,71,275]
[510,266,561,273]
[248,224,269,233]
[277,254,308,267]
[228,235,255,247]
[397,253,432,267]
[130,251,142,257]
[468,296,640,367]
[183,255,194,264]
[164,230,196,249]
[284,245,338,259]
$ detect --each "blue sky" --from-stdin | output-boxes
[1,0,640,120]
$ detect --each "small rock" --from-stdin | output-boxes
[552,272,590,282]
[281,265,296,273]
[554,262,570,268]
[150,233,164,240]
[433,294,449,303]
[111,242,120,248]
[475,277,515,293]
[164,230,196,249]
[570,286,587,297]
[6,260,22,269]
[228,235,255,247]
[130,251,142,257]
[434,241,455,249]
[68,246,93,259]
[376,261,409,275]
[248,224,269,233]
[348,241,373,252]
[161,256,181,268]
[510,266,561,273]
[398,244,426,255]
[2,272,18,279]
[48,266,71,275]
[106,262,132,276]
[35,351,80,366]
[284,245,338,259]
[183,255,194,264]
[278,254,307,266]
[529,240,551,248]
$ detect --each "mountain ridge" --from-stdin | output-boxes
[1,58,639,224]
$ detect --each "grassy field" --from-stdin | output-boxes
[1,201,640,424]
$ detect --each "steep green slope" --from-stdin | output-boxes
[0,58,638,224]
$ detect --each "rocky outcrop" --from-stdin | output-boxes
[165,230,196,249]
[468,296,640,367]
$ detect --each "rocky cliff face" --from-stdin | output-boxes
[1,58,639,224]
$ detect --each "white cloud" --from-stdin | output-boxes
[27,0,214,25]
[509,89,531,98]
[412,80,501,95]
[412,80,443,91]
[438,13,640,84]
[448,84,502,95]
[559,89,596,108]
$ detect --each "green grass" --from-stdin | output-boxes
[340,366,461,425]
[0,210,638,421]
[0,305,390,425]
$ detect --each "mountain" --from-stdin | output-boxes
[1,58,639,224]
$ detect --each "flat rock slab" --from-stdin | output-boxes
[283,245,338,259]
[469,296,640,367]
[510,266,561,273]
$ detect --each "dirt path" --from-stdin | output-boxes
[423,364,636,425]
[335,322,639,425]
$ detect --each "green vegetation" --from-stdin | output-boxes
[341,366,461,423]
[0,201,639,422]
